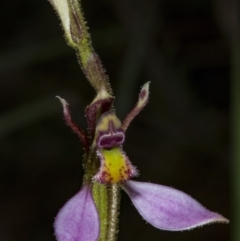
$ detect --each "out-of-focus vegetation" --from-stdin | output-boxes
[0,0,232,240]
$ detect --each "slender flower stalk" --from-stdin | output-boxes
[48,1,229,241]
[49,0,111,94]
[107,184,120,241]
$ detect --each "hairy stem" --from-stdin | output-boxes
[49,0,112,93]
[92,183,120,241]
[107,184,121,241]
[69,0,112,94]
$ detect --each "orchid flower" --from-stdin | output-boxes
[47,0,228,240]
[54,82,228,241]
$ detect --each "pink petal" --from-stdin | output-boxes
[54,185,100,241]
[122,180,229,231]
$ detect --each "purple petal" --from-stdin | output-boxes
[122,180,229,231]
[54,185,100,241]
[122,82,150,131]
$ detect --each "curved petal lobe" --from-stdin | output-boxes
[122,180,228,231]
[54,185,99,241]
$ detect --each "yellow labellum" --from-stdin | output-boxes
[95,147,137,183]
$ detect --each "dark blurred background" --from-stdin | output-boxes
[0,0,233,240]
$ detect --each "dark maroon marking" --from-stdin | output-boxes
[98,132,125,148]
[101,101,114,116]
[139,89,146,99]
[102,171,107,176]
